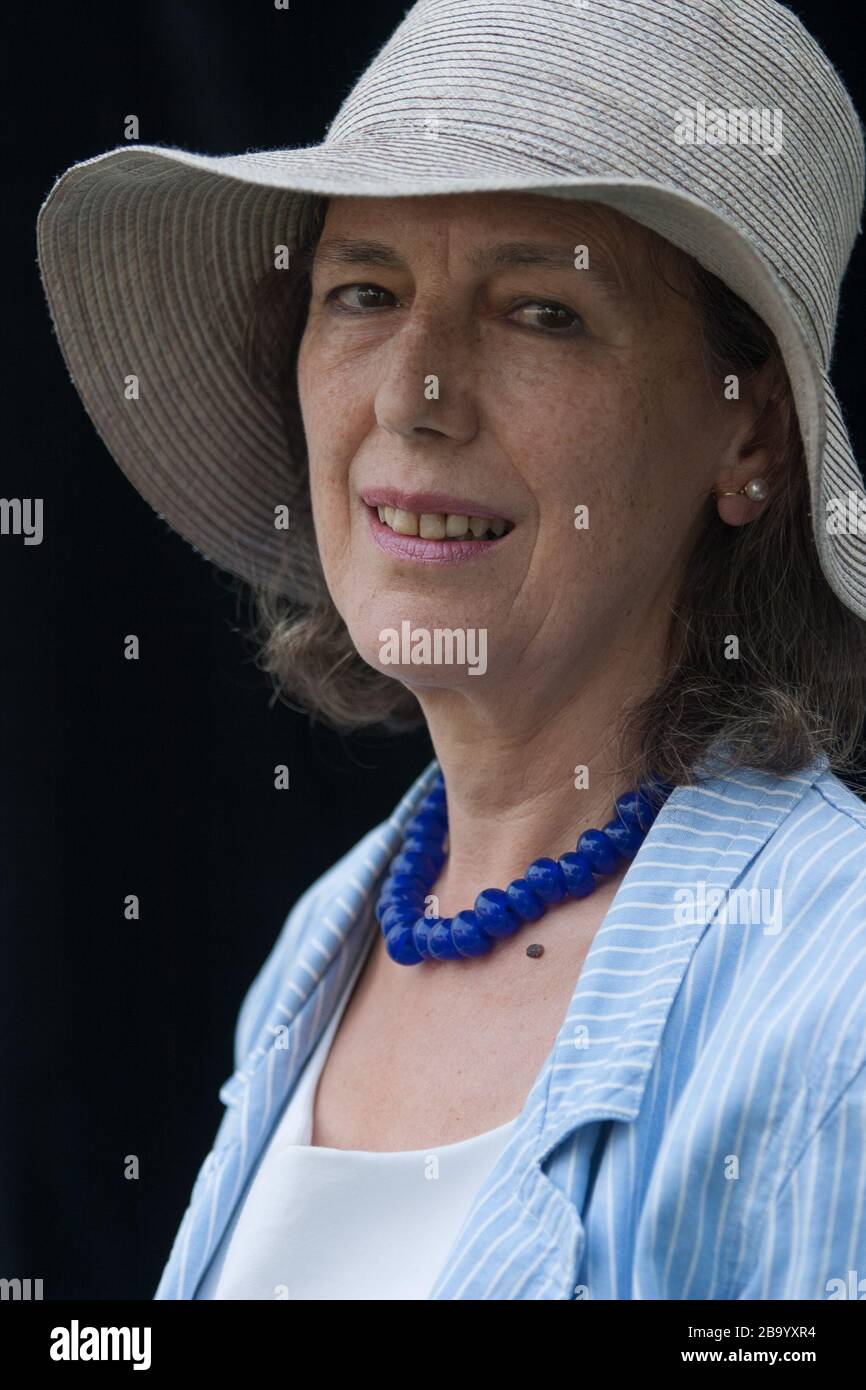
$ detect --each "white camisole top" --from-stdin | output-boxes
[194,937,519,1300]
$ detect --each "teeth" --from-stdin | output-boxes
[374,506,512,540]
[445,513,470,537]
[419,513,446,539]
[391,508,419,536]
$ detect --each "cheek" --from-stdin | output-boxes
[490,362,655,517]
[297,333,360,531]
[494,360,699,594]
[577,365,716,586]
[298,331,341,471]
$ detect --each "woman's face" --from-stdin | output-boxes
[297,192,761,699]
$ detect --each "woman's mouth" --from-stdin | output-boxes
[365,504,516,565]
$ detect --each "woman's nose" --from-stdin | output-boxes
[373,308,480,444]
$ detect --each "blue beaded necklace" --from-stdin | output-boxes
[375,772,674,965]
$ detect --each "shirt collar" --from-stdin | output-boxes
[533,748,830,1158]
[221,747,829,1166]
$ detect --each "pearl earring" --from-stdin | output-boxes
[711,478,770,502]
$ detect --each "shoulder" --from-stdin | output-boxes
[231,818,389,1069]
[807,763,866,836]
[707,758,866,892]
[755,763,866,908]
[231,758,441,1068]
[655,761,866,1127]
[693,762,866,1114]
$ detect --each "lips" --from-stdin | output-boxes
[364,502,515,565]
[360,488,515,523]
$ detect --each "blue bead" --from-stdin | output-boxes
[525,857,567,903]
[474,887,522,938]
[558,851,595,897]
[384,922,424,965]
[401,845,445,878]
[377,877,425,899]
[613,788,657,832]
[378,902,418,935]
[576,829,620,875]
[506,878,546,921]
[408,809,447,838]
[377,879,425,903]
[375,892,422,925]
[451,910,494,957]
[403,834,445,859]
[389,850,438,881]
[381,871,423,893]
[412,916,436,960]
[601,817,644,860]
[426,918,462,961]
[379,896,414,923]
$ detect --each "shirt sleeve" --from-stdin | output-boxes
[739,1057,866,1300]
[231,817,389,1069]
[232,874,326,1069]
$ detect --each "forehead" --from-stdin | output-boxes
[312,191,688,313]
[319,190,642,250]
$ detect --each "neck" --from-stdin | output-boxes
[413,643,664,919]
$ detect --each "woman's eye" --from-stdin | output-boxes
[322,285,583,335]
[510,300,584,335]
[325,283,396,311]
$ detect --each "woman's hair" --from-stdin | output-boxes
[241,194,866,793]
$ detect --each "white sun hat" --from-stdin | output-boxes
[35,0,866,617]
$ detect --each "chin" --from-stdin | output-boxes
[350,616,492,683]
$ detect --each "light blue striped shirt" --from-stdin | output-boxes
[154,752,866,1300]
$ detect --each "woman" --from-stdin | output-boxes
[36,0,866,1300]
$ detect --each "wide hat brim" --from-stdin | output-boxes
[36,139,866,618]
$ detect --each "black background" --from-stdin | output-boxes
[3,0,864,1299]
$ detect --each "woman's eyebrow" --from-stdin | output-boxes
[312,236,627,301]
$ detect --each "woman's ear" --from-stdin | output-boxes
[712,362,783,526]
[712,470,771,526]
